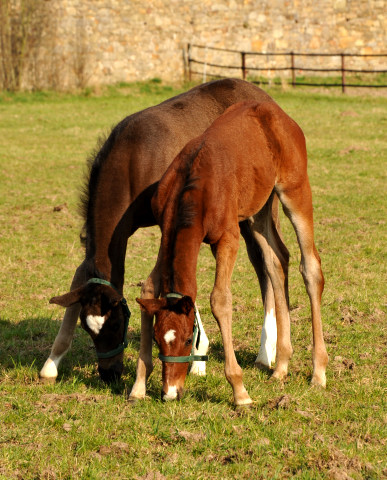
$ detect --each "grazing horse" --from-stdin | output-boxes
[137,100,328,406]
[40,79,285,389]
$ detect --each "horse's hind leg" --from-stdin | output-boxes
[241,196,289,370]
[248,200,293,382]
[39,261,87,382]
[129,249,162,401]
[278,180,328,387]
[189,307,209,376]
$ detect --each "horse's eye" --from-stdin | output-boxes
[185,338,193,347]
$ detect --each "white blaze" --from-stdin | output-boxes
[164,329,176,345]
[86,315,106,335]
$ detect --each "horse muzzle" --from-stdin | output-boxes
[97,360,124,383]
[161,385,184,402]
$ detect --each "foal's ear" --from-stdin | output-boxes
[175,296,195,316]
[50,286,84,307]
[100,285,122,308]
[136,298,167,316]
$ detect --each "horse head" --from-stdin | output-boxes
[136,295,196,401]
[50,280,130,383]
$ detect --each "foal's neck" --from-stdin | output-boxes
[161,224,202,301]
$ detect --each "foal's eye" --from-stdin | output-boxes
[185,338,193,347]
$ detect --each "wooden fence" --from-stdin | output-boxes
[187,44,387,93]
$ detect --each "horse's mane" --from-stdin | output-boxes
[160,143,203,292]
[79,118,129,248]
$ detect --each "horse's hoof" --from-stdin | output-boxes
[39,376,57,385]
[254,361,273,374]
[235,402,254,414]
[311,375,326,389]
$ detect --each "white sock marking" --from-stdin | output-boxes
[40,354,64,378]
[256,308,277,368]
[86,315,105,335]
[190,306,209,376]
[164,329,176,345]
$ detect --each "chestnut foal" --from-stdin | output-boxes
[40,79,283,386]
[137,100,328,406]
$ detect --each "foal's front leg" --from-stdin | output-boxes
[210,232,253,407]
[40,261,86,382]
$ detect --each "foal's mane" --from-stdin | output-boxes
[79,117,129,251]
[161,142,203,292]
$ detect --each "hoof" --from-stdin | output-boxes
[311,374,326,389]
[127,395,142,403]
[39,376,57,385]
[254,361,273,374]
[235,401,254,414]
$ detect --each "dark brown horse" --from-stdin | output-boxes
[40,79,286,389]
[137,100,328,406]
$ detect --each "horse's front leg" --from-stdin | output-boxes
[40,261,87,382]
[129,252,161,401]
[210,232,253,407]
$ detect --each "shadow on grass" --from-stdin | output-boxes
[0,316,142,395]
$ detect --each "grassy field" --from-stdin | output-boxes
[0,81,386,479]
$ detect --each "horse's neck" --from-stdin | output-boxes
[86,203,129,290]
[161,226,202,300]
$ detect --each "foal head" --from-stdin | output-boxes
[50,282,129,383]
[136,295,195,401]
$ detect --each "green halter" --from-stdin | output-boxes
[158,292,209,364]
[86,278,131,359]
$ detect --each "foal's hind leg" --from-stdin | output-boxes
[40,261,87,382]
[190,307,209,376]
[241,198,290,370]
[278,181,328,387]
[129,250,162,401]
[248,206,293,382]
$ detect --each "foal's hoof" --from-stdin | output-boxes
[311,373,327,389]
[235,402,254,414]
[39,376,57,385]
[254,361,273,374]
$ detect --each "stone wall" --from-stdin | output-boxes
[6,0,387,90]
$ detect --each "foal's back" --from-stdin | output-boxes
[154,101,306,241]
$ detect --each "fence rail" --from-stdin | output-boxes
[187,44,387,93]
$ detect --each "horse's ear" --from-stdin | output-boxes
[50,286,84,307]
[176,296,195,316]
[136,298,167,316]
[100,285,122,308]
[165,295,194,315]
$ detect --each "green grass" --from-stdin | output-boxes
[0,82,386,479]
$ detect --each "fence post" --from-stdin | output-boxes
[290,51,295,87]
[241,52,246,80]
[341,53,346,93]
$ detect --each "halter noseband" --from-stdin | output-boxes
[158,292,209,364]
[86,278,131,359]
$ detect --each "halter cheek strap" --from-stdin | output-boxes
[86,278,131,359]
[157,292,209,364]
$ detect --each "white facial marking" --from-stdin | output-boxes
[163,385,178,401]
[256,308,277,368]
[164,329,176,345]
[86,315,106,335]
